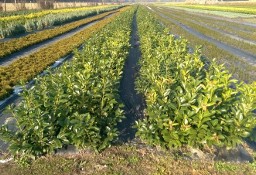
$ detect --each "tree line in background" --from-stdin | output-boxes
[0,0,53,11]
[0,0,123,11]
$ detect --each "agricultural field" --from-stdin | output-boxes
[0,3,256,174]
[0,5,120,38]
[149,4,256,83]
[173,4,256,15]
[0,6,123,100]
[162,2,256,19]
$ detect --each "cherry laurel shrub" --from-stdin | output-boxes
[0,7,135,164]
[0,7,129,101]
[135,7,256,149]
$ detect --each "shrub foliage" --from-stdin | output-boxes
[135,7,256,148]
[0,6,135,164]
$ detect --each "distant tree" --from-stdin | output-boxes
[0,1,3,11]
[13,0,26,10]
[37,0,54,9]
[3,0,7,12]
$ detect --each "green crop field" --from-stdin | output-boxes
[0,3,256,174]
[174,5,256,14]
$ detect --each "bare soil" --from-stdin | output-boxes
[117,11,145,142]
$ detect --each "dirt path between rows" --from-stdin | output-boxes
[117,11,145,142]
[0,13,114,66]
[156,12,256,67]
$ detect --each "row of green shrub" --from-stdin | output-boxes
[151,6,256,83]
[0,9,118,59]
[0,7,129,101]
[0,6,135,165]
[1,5,256,166]
[0,9,42,17]
[135,6,256,148]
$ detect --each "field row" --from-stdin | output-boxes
[156,7,256,57]
[164,8,256,44]
[0,5,115,20]
[0,5,120,38]
[1,5,256,166]
[135,6,256,148]
[174,4,256,15]
[0,7,129,100]
[0,6,135,164]
[150,6,256,83]
[0,9,118,59]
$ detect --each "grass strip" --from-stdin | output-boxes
[0,144,256,175]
